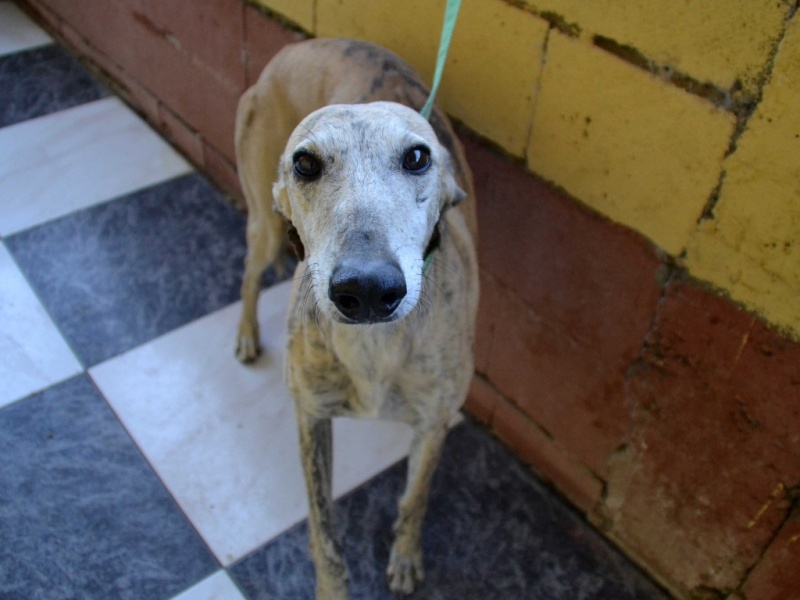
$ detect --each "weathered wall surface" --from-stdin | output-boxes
[20,0,800,597]
[258,0,800,341]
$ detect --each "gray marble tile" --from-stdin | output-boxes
[0,375,218,600]
[230,420,669,600]
[5,173,282,367]
[0,43,109,128]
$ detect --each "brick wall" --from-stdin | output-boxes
[20,1,800,597]
[20,0,304,208]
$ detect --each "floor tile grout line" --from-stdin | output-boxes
[84,370,226,573]
[0,99,195,238]
[0,47,277,570]
[0,236,87,381]
[0,2,53,58]
[0,92,114,131]
[165,569,248,600]
[0,32,229,577]
[2,166,197,251]
[0,38,53,60]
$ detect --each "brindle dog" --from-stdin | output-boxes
[234,38,478,598]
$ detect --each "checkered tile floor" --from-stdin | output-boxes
[0,4,670,598]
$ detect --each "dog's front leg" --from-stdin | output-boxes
[235,210,284,363]
[388,423,448,595]
[234,84,289,364]
[297,410,349,600]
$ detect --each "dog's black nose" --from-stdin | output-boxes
[329,261,407,323]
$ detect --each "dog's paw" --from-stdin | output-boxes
[387,547,424,596]
[235,321,261,363]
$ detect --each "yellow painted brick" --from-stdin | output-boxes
[686,15,800,338]
[522,0,792,95]
[687,228,800,339]
[316,0,548,156]
[252,0,314,32]
[438,0,549,155]
[316,0,442,83]
[528,32,736,255]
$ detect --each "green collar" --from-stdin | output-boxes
[422,223,441,276]
[422,249,436,276]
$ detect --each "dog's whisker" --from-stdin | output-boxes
[411,291,433,332]
[419,265,447,301]
[295,262,329,334]
[300,268,322,331]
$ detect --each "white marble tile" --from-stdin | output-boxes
[0,97,191,236]
[0,243,82,408]
[0,2,52,56]
[90,281,414,566]
[169,571,245,600]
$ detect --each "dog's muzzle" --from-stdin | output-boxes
[328,259,407,323]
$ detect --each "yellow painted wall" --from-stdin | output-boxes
[315,0,550,155]
[527,31,735,255]
[520,0,793,96]
[251,0,800,339]
[686,16,800,336]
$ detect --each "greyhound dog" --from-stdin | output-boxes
[234,38,478,598]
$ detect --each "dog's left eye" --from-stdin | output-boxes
[402,146,431,173]
[293,152,322,180]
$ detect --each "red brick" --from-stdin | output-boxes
[730,319,800,465]
[21,0,63,35]
[203,142,244,205]
[36,0,241,160]
[474,268,500,375]
[742,509,800,599]
[32,0,141,68]
[53,15,162,130]
[243,3,304,86]
[481,270,633,475]
[643,281,756,376]
[140,0,246,91]
[465,136,661,361]
[465,137,664,473]
[57,19,122,82]
[491,398,603,512]
[120,20,240,161]
[464,374,501,425]
[119,78,161,127]
[603,281,800,595]
[158,105,204,171]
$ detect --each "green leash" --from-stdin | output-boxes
[420,0,462,120]
[420,0,462,276]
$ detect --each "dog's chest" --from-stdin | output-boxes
[329,324,415,419]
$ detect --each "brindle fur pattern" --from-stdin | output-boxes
[235,38,478,598]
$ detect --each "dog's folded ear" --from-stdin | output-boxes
[441,150,466,211]
[286,221,306,261]
[445,175,466,209]
[272,173,293,221]
[272,175,306,260]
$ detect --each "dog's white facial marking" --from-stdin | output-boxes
[274,102,461,325]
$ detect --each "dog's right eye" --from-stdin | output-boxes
[402,146,431,173]
[293,152,322,180]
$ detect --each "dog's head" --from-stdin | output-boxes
[273,102,464,325]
